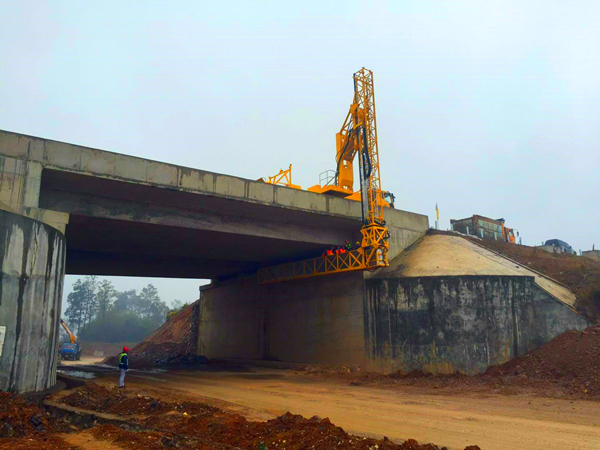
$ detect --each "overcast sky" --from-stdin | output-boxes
[1,1,599,307]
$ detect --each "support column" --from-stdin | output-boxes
[0,210,66,392]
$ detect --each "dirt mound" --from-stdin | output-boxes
[0,391,76,449]
[135,300,198,354]
[90,424,218,450]
[61,382,218,417]
[57,383,479,450]
[464,233,600,321]
[345,325,600,400]
[0,391,55,437]
[103,301,202,368]
[485,324,600,395]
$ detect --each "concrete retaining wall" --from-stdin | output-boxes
[364,276,589,375]
[0,210,65,392]
[199,271,366,365]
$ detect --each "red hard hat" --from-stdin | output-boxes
[123,347,129,353]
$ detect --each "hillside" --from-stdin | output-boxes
[464,234,600,322]
[103,300,201,367]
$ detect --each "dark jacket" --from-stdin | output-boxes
[118,353,129,370]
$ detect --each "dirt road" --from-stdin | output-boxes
[74,365,600,450]
[60,356,105,366]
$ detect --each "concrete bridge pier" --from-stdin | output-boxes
[0,210,66,393]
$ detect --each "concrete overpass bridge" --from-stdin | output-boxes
[0,129,587,393]
[0,128,428,392]
[0,129,428,280]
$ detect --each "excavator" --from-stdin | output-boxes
[59,319,82,361]
[258,68,390,284]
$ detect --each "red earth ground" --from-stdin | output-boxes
[1,383,480,450]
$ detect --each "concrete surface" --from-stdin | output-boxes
[0,154,69,233]
[199,271,366,365]
[373,233,578,308]
[363,234,588,374]
[199,233,588,374]
[0,210,65,392]
[0,129,428,279]
[364,276,588,374]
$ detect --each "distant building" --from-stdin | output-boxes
[450,215,517,243]
[582,249,600,261]
[536,239,577,255]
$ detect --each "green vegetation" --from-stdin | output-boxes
[64,276,172,343]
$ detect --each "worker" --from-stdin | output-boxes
[344,240,352,251]
[326,248,334,256]
[355,241,361,249]
[118,347,129,388]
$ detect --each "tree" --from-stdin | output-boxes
[72,280,172,343]
[113,290,139,313]
[96,280,117,320]
[64,279,85,334]
[81,276,99,330]
[140,284,169,323]
[64,276,99,334]
[171,299,184,310]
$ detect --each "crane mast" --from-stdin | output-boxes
[352,69,388,267]
[60,319,77,344]
[258,68,389,284]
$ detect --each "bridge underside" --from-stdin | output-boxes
[40,169,359,280]
[65,214,326,279]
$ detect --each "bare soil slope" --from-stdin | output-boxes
[486,324,600,396]
[464,233,600,321]
[103,301,200,367]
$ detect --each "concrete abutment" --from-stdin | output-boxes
[0,210,66,393]
[198,235,589,375]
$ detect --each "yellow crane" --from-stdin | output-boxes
[60,319,82,360]
[258,68,390,284]
[60,319,76,344]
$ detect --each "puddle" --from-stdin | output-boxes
[95,364,118,370]
[57,370,96,379]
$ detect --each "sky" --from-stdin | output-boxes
[1,1,599,306]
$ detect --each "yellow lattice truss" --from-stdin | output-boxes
[258,164,301,189]
[259,68,389,284]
